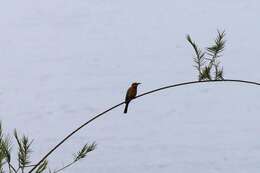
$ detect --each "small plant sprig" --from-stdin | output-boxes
[0,122,96,173]
[52,142,96,173]
[0,123,12,173]
[187,30,225,81]
[14,130,33,173]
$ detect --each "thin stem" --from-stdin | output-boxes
[8,164,11,173]
[29,79,260,173]
[24,164,37,168]
[8,162,17,173]
[53,161,75,173]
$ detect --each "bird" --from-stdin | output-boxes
[124,82,141,114]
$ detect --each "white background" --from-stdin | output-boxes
[0,0,260,172]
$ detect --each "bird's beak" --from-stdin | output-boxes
[137,82,141,85]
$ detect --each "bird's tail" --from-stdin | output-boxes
[124,102,129,114]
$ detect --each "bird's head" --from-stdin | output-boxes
[131,82,141,87]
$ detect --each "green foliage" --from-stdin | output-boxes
[35,160,48,173]
[14,130,33,172]
[186,35,206,80]
[52,142,97,173]
[187,30,226,81]
[0,122,96,173]
[74,142,96,161]
[0,123,12,173]
[200,66,212,81]
[207,31,225,59]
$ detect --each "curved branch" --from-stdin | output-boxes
[136,79,260,99]
[28,79,260,173]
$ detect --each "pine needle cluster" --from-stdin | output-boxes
[187,30,226,81]
[0,122,96,173]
